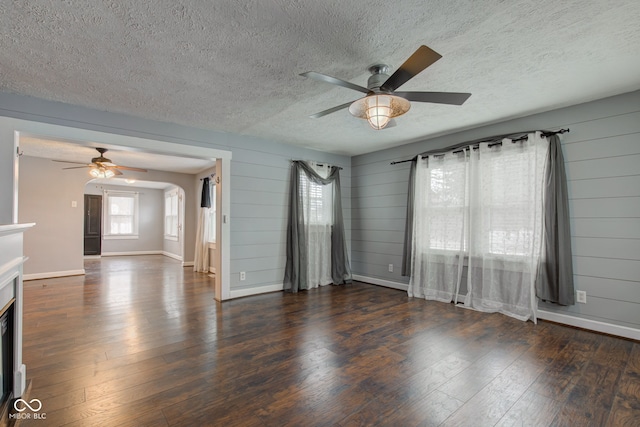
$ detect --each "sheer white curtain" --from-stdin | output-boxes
[301,162,333,288]
[409,132,549,321]
[409,151,468,302]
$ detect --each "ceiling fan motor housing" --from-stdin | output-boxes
[367,64,391,92]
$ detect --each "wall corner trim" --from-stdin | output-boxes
[161,251,183,262]
[352,275,409,292]
[537,309,640,341]
[23,269,85,281]
[229,283,283,299]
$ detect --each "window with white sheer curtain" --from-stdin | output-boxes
[300,163,333,287]
[410,133,549,321]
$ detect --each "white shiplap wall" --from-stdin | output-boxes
[351,90,640,335]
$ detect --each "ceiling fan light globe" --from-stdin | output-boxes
[349,94,410,130]
[89,166,115,179]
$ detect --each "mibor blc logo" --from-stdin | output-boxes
[9,398,46,420]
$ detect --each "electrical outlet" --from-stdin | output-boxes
[388,264,393,272]
[576,290,587,304]
[240,271,246,281]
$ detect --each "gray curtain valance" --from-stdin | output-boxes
[284,161,352,292]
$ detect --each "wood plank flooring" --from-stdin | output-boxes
[17,255,640,426]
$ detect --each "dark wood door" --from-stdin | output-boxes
[84,194,102,256]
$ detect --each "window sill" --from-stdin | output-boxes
[208,242,216,250]
[104,235,139,240]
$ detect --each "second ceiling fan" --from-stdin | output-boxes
[54,147,148,178]
[300,45,471,130]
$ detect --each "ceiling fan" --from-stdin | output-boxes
[300,45,471,130]
[54,147,148,178]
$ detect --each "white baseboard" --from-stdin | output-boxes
[24,269,85,281]
[182,261,194,267]
[353,275,639,341]
[101,251,163,257]
[100,251,188,264]
[537,310,640,341]
[229,283,283,299]
[161,251,183,262]
[353,274,409,292]
[83,255,101,260]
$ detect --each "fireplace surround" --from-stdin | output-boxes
[0,223,32,419]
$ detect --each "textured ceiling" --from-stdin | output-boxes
[1,1,639,156]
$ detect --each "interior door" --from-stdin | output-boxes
[84,194,102,256]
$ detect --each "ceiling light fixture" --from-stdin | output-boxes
[89,166,115,179]
[348,94,411,130]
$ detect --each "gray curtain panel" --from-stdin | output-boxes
[200,177,211,208]
[536,135,575,305]
[284,160,352,292]
[401,159,417,276]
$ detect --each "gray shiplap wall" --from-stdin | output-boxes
[351,90,640,330]
[0,92,350,295]
[228,145,351,292]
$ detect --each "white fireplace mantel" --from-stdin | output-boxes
[0,223,34,399]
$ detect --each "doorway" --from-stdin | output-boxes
[9,120,232,300]
[83,194,102,256]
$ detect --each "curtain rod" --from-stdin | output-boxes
[390,128,570,165]
[291,159,343,170]
[199,173,215,181]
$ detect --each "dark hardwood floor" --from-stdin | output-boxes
[18,255,639,426]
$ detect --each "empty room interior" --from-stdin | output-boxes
[0,1,639,426]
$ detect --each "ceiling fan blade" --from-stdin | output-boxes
[62,166,91,170]
[309,100,357,119]
[113,165,148,172]
[300,72,370,94]
[394,91,471,105]
[380,45,442,92]
[52,160,90,165]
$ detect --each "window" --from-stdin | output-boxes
[165,189,179,240]
[481,148,542,257]
[104,191,138,239]
[299,164,333,225]
[409,134,550,320]
[208,184,216,242]
[423,155,468,252]
[418,143,545,258]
